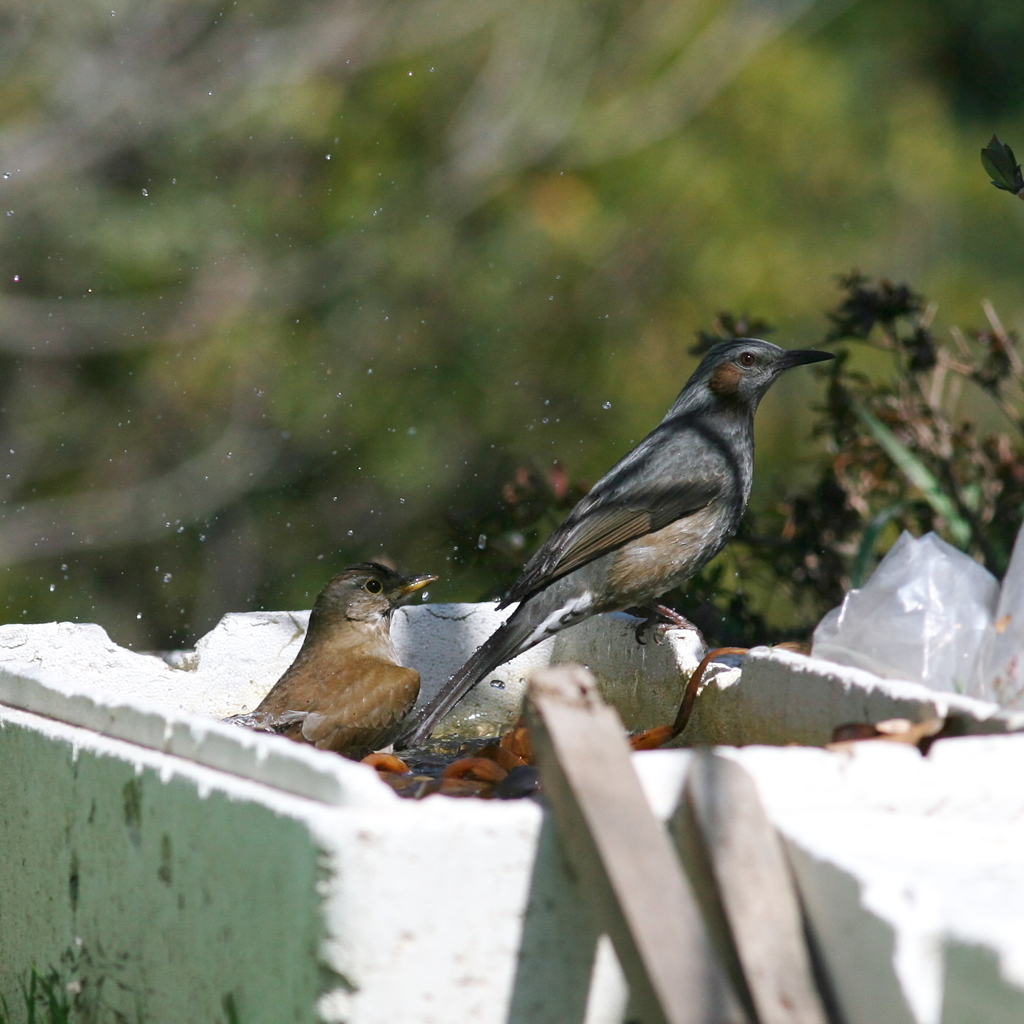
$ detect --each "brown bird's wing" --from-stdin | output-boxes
[503,477,721,605]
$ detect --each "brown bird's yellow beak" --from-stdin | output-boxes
[392,574,438,605]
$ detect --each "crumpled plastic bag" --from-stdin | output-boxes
[968,521,1024,708]
[812,531,998,693]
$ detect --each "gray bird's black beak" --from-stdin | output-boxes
[391,574,438,606]
[777,348,835,370]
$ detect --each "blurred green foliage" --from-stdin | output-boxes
[0,0,1022,648]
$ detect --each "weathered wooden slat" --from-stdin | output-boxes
[525,665,749,1024]
[680,751,830,1024]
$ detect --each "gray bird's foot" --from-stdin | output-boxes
[631,604,704,647]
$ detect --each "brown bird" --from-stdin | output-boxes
[227,562,437,758]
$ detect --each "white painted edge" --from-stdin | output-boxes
[0,665,395,808]
[740,646,1024,738]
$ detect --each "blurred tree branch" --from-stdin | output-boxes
[565,0,818,166]
[0,260,260,354]
[0,421,279,565]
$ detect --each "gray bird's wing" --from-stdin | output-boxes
[502,476,721,605]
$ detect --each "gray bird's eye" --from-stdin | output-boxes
[364,578,383,594]
[739,351,756,367]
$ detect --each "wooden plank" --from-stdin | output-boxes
[525,665,749,1024]
[680,751,831,1024]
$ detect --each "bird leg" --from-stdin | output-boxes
[631,603,704,646]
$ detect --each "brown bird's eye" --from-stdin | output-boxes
[364,578,383,594]
[740,351,756,367]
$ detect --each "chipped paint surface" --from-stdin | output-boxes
[0,701,628,1024]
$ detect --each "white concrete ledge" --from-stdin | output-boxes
[0,604,707,784]
[0,620,393,808]
[4,607,1024,1022]
[684,646,1024,747]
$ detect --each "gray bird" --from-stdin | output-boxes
[398,338,833,746]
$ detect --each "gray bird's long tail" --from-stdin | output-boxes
[396,610,535,748]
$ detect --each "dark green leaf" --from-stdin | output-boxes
[981,135,1024,193]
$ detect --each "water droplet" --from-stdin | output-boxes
[48,583,55,592]
[602,401,612,410]
[141,188,148,197]
[489,678,506,689]
[477,534,487,550]
[347,529,354,537]
[163,573,172,583]
[136,612,142,620]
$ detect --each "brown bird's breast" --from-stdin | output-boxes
[253,643,421,758]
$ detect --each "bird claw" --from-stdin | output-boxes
[632,604,703,646]
[633,617,664,646]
